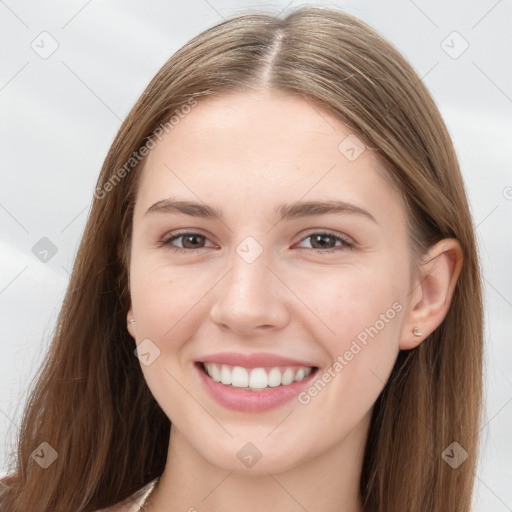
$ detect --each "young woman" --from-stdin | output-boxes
[0,7,483,512]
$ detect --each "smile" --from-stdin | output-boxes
[195,361,319,413]
[202,362,315,391]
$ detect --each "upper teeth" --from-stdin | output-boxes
[203,363,313,391]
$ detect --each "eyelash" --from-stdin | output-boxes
[159,231,354,255]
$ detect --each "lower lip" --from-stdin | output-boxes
[195,362,318,413]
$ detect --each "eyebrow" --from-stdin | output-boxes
[145,198,377,223]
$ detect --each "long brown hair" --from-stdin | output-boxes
[0,7,483,511]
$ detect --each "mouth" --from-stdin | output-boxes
[194,351,321,412]
[196,361,319,392]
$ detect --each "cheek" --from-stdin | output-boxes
[129,258,212,339]
[304,262,404,398]
[306,262,404,346]
[128,261,207,421]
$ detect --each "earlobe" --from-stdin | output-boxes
[127,307,136,339]
[400,238,463,350]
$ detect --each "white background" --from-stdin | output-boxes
[1,1,511,510]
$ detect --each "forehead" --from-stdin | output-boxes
[133,90,404,226]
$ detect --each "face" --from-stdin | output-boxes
[127,90,414,474]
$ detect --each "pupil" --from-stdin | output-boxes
[183,235,203,248]
[180,234,335,250]
[312,234,333,249]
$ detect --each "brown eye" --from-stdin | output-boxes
[309,233,338,249]
[161,232,213,252]
[160,231,353,255]
[297,232,353,254]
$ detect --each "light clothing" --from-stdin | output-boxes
[95,477,159,512]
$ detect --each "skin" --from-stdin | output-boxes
[125,89,462,512]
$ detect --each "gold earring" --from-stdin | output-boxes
[412,326,422,337]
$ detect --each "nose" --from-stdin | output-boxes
[209,247,290,336]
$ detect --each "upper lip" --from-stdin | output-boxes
[198,352,317,369]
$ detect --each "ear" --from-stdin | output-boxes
[127,306,136,339]
[400,238,463,350]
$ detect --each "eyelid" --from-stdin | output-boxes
[159,229,355,254]
[298,228,354,246]
[160,230,216,249]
